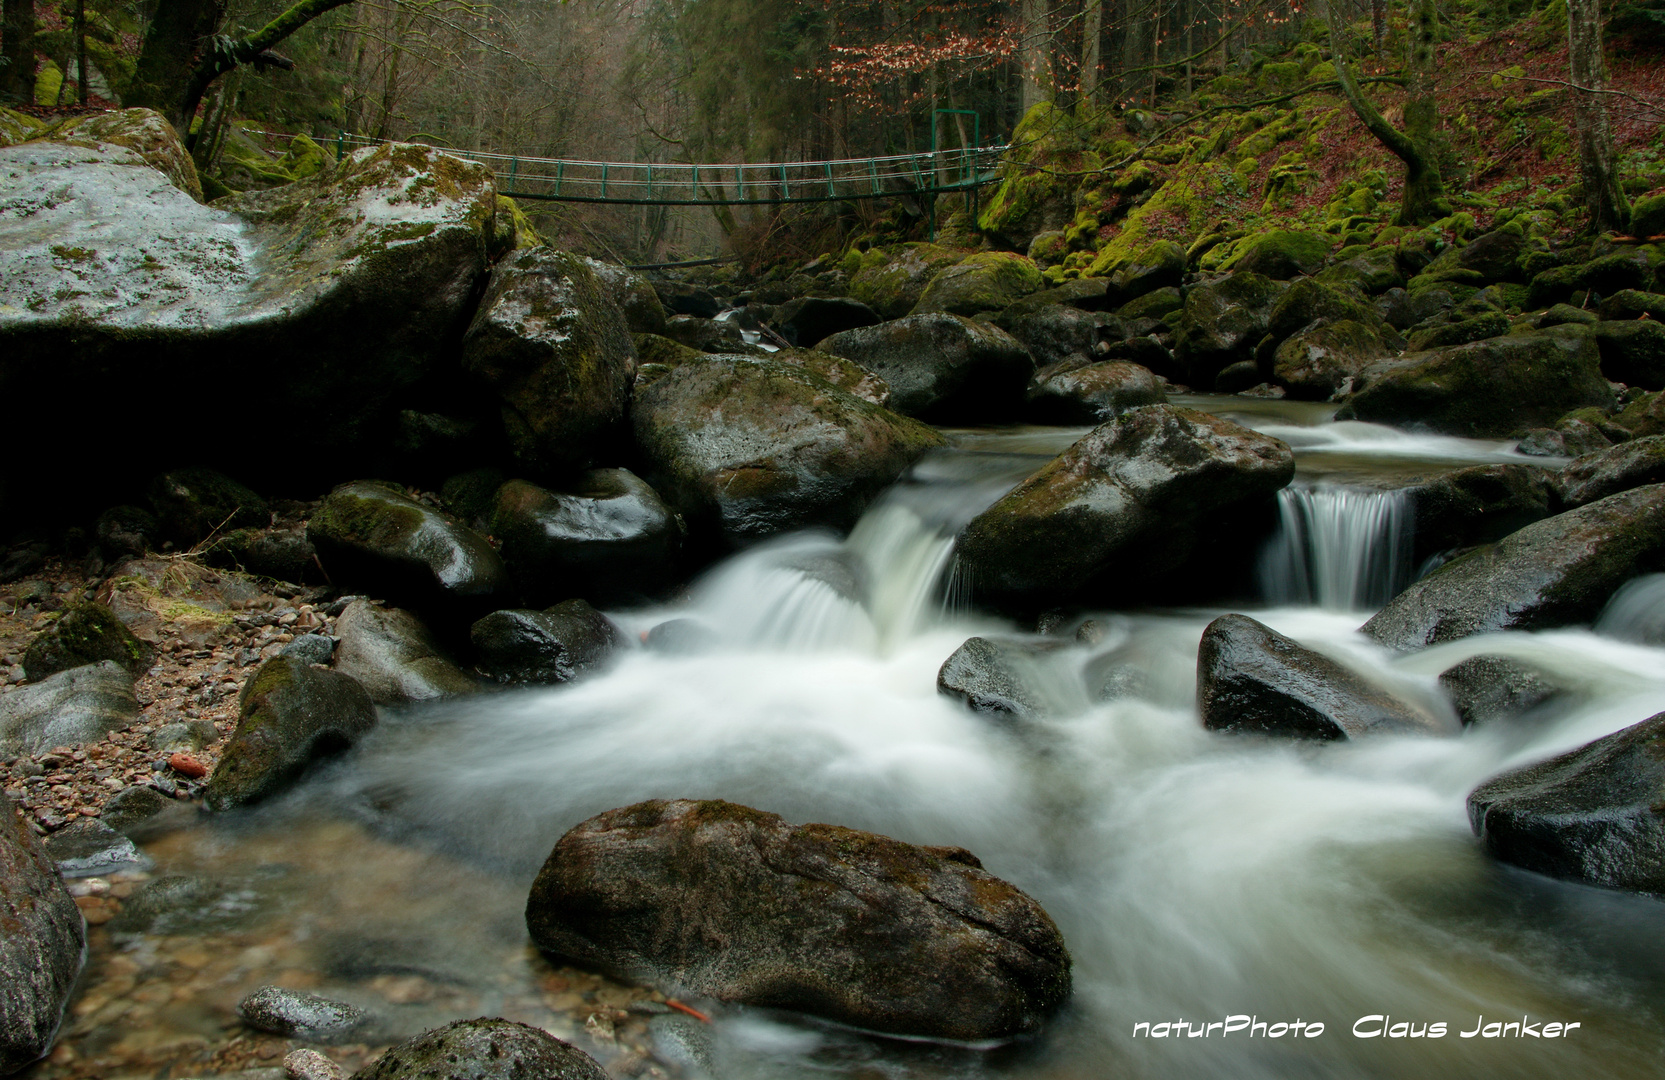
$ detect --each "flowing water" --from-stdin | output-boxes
[73,397,1665,1080]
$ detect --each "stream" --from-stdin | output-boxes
[58,397,1665,1080]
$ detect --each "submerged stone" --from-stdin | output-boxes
[356,1017,607,1080]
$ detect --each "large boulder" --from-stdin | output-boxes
[579,256,667,336]
[0,126,499,512]
[1173,272,1285,387]
[332,600,477,705]
[1198,614,1455,740]
[1405,463,1555,564]
[1593,319,1665,390]
[146,467,269,548]
[525,799,1071,1041]
[817,314,1033,421]
[1024,359,1167,424]
[1343,329,1613,438]
[956,405,1294,605]
[846,244,966,320]
[0,661,137,756]
[1229,229,1332,279]
[773,296,881,348]
[356,1018,607,1080]
[490,472,681,605]
[631,354,944,548]
[1271,320,1402,400]
[1439,655,1561,727]
[308,481,509,614]
[911,252,1045,316]
[936,637,1052,720]
[0,799,84,1074]
[1468,711,1665,895]
[204,657,378,811]
[21,600,153,681]
[1106,240,1187,304]
[470,601,622,685]
[1363,484,1665,650]
[1555,436,1665,508]
[997,303,1099,369]
[462,248,638,475]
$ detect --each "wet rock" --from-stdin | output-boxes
[817,313,1034,421]
[1024,359,1167,423]
[1173,272,1285,387]
[1198,614,1455,740]
[206,525,321,585]
[332,601,476,705]
[936,637,1051,719]
[956,405,1294,605]
[664,314,759,354]
[463,248,637,474]
[281,634,336,666]
[1265,278,1384,344]
[1405,464,1556,563]
[1271,320,1403,400]
[1468,711,1665,895]
[1528,248,1660,307]
[1593,319,1665,390]
[204,657,378,811]
[490,472,680,605]
[526,799,1071,1041]
[147,720,217,754]
[1439,655,1561,726]
[21,600,154,681]
[147,467,269,548]
[1377,286,1454,331]
[766,348,891,407]
[911,251,1045,317]
[1116,284,1184,322]
[642,618,718,655]
[631,353,944,548]
[1363,484,1665,650]
[0,799,84,1074]
[41,819,150,878]
[774,296,881,347]
[0,661,137,756]
[356,1017,607,1080]
[1404,311,1512,352]
[648,1014,715,1077]
[652,281,721,319]
[470,601,622,685]
[997,303,1098,369]
[1343,329,1613,438]
[308,482,508,615]
[100,784,173,834]
[110,874,260,934]
[238,985,368,1043]
[580,256,667,335]
[1555,435,1665,508]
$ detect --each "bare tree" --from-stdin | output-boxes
[1568,0,1630,232]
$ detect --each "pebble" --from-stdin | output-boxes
[238,985,369,1042]
[168,752,209,778]
[283,1049,343,1080]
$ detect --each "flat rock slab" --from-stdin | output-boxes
[0,800,85,1074]
[0,660,137,756]
[526,799,1071,1042]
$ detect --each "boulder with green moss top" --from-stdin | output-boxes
[1265,278,1389,345]
[0,796,85,1075]
[490,195,543,259]
[356,1018,607,1080]
[1363,484,1665,650]
[999,277,1114,317]
[463,248,637,475]
[1173,272,1286,386]
[1272,320,1403,400]
[1117,286,1183,322]
[308,481,508,614]
[1613,391,1665,439]
[1228,230,1332,279]
[1598,290,1665,320]
[1316,247,1405,295]
[1529,248,1663,307]
[580,256,665,335]
[0,661,138,756]
[22,600,154,681]
[333,600,478,705]
[956,405,1294,606]
[204,525,319,584]
[910,251,1045,317]
[846,244,967,320]
[1420,222,1527,283]
[1632,195,1665,238]
[0,107,42,147]
[1105,240,1187,305]
[1554,436,1665,508]
[631,354,944,548]
[1025,360,1167,424]
[490,473,681,605]
[766,348,891,406]
[204,657,377,811]
[1404,312,1512,352]
[1593,320,1665,389]
[818,314,1033,420]
[146,467,269,548]
[1343,329,1613,438]
[526,798,1071,1041]
[48,109,202,199]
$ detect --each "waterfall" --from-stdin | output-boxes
[1258,484,1414,611]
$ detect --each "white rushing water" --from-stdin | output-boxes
[1259,484,1415,611]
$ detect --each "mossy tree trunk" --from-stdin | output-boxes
[1568,0,1631,233]
[1019,0,1050,113]
[1081,0,1102,100]
[1323,0,1451,225]
[1,0,35,104]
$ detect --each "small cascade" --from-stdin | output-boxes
[1259,484,1414,611]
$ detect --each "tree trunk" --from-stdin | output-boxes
[1,0,36,103]
[1019,0,1050,114]
[1568,0,1630,232]
[75,0,87,102]
[1370,0,1387,57]
[1082,0,1102,100]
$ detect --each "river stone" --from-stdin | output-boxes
[1173,272,1286,387]
[356,1017,607,1080]
[101,784,174,835]
[936,637,1050,720]
[1468,711,1665,895]
[1363,484,1665,650]
[1555,436,1665,508]
[847,244,966,320]
[205,525,320,585]
[1344,329,1613,438]
[1405,463,1555,564]
[997,304,1099,369]
[1108,240,1187,304]
[308,482,508,615]
[470,601,622,685]
[463,248,638,475]
[42,819,150,878]
[21,601,153,681]
[664,314,757,355]
[237,985,367,1043]
[956,405,1295,605]
[631,353,944,548]
[525,799,1071,1041]
[652,281,721,319]
[911,251,1045,317]
[204,657,378,811]
[1272,320,1402,400]
[774,296,881,347]
[332,601,476,705]
[766,348,891,407]
[1593,319,1665,389]
[580,256,667,336]
[1025,359,1167,424]
[0,661,137,756]
[1230,229,1332,279]
[0,799,84,1074]
[147,467,269,548]
[817,313,1034,421]
[1198,614,1456,740]
[490,473,680,605]
[1265,278,1383,344]
[281,634,336,667]
[1439,655,1561,726]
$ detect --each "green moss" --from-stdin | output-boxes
[21,600,156,680]
[911,251,1045,316]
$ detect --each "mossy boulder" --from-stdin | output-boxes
[773,296,882,348]
[470,600,623,685]
[995,303,1099,368]
[631,354,944,549]
[1598,289,1665,320]
[47,108,202,200]
[147,467,269,548]
[0,798,85,1074]
[307,481,509,614]
[0,107,42,148]
[1404,464,1556,565]
[1343,329,1613,438]
[1529,248,1663,307]
[1555,436,1665,508]
[911,252,1045,317]
[1593,319,1665,389]
[846,244,967,320]
[956,405,1294,606]
[1316,247,1405,295]
[1265,278,1384,343]
[579,256,665,335]
[1631,194,1665,238]
[1117,285,1183,321]
[332,600,477,705]
[491,195,543,258]
[1228,230,1332,279]
[1363,484,1665,650]
[489,472,681,605]
[463,248,637,475]
[1404,311,1512,352]
[977,102,1084,250]
[1421,221,1527,283]
[525,799,1071,1041]
[818,314,1033,421]
[1173,272,1286,386]
[205,525,320,585]
[1106,240,1187,305]
[22,600,154,681]
[356,1018,607,1080]
[204,657,377,811]
[1272,320,1402,400]
[1025,360,1168,423]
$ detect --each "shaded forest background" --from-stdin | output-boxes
[2,0,1665,264]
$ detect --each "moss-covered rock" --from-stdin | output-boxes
[332,600,478,705]
[846,244,967,320]
[1025,360,1167,423]
[1404,311,1512,351]
[1316,246,1405,295]
[1555,436,1665,508]
[995,304,1099,369]
[1529,248,1663,307]
[977,102,1085,250]
[471,600,623,685]
[1117,285,1183,321]
[911,251,1045,317]
[818,314,1033,421]
[1106,240,1187,305]
[356,1018,607,1080]
[579,256,664,335]
[1631,194,1665,239]
[0,107,42,148]
[1265,278,1383,342]
[1594,319,1665,389]
[1597,289,1665,320]
[146,467,269,548]
[203,657,377,811]
[1272,320,1402,400]
[22,600,155,681]
[1228,229,1332,279]
[1173,271,1287,387]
